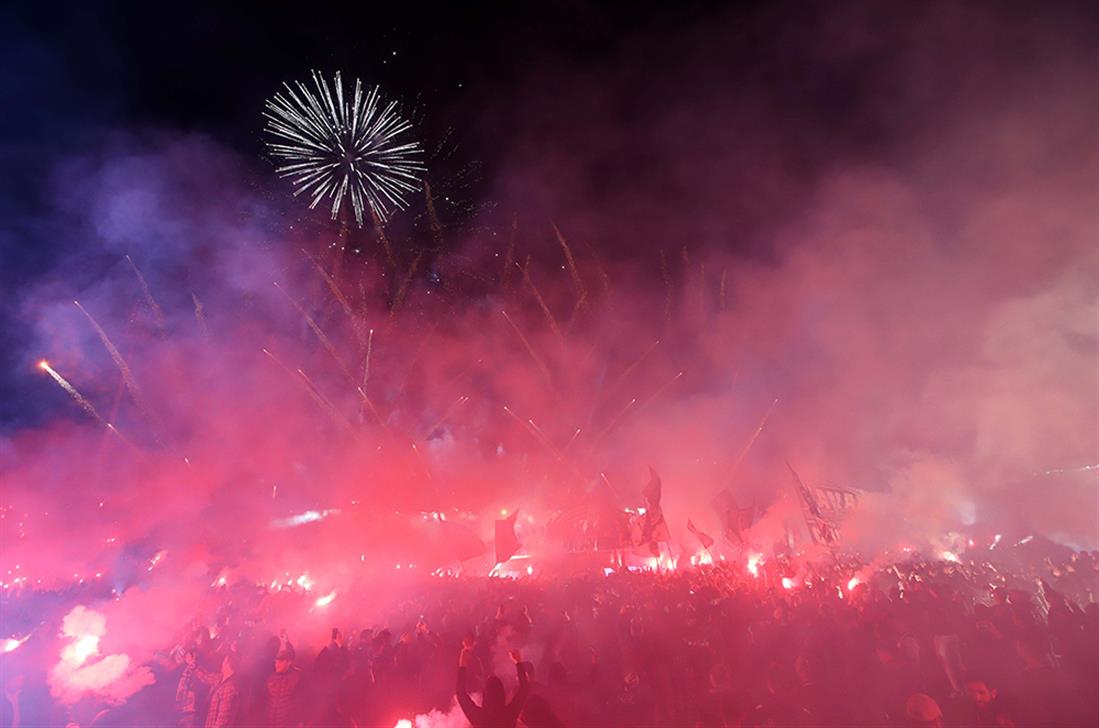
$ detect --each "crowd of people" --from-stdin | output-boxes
[2,548,1098,727]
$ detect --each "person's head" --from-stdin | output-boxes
[274,649,293,673]
[183,649,197,668]
[330,628,342,646]
[905,693,943,728]
[221,653,238,679]
[965,677,997,710]
[483,676,506,709]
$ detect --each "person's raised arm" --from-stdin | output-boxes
[456,648,483,726]
[507,649,530,714]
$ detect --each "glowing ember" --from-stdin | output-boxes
[146,550,167,572]
[939,551,961,563]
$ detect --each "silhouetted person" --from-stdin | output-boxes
[266,648,305,728]
[456,648,529,728]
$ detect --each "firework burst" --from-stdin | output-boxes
[263,71,425,226]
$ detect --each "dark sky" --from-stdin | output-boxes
[1,0,1094,430]
[0,0,775,292]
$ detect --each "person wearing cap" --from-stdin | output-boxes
[265,648,305,728]
[905,693,944,728]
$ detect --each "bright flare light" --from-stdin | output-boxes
[691,550,714,566]
[315,590,337,607]
[271,509,340,529]
[3,635,29,653]
[847,576,861,591]
[939,551,961,563]
[747,553,763,578]
[781,577,795,590]
[394,720,413,728]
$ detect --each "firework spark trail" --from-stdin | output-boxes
[38,360,108,425]
[73,301,146,409]
[562,427,582,455]
[607,339,661,396]
[594,370,685,444]
[355,386,387,429]
[262,348,351,431]
[423,179,444,249]
[502,405,559,457]
[552,224,587,304]
[302,249,364,345]
[124,256,166,332]
[593,397,637,444]
[409,441,434,481]
[500,309,554,391]
[420,395,469,440]
[353,328,377,424]
[263,70,424,226]
[501,213,518,287]
[191,293,210,339]
[520,261,565,344]
[638,369,685,410]
[566,290,589,332]
[526,417,565,459]
[390,251,424,316]
[1040,464,1099,475]
[273,282,354,383]
[724,398,780,481]
[519,267,564,339]
[369,203,398,268]
[38,361,134,448]
[297,368,355,433]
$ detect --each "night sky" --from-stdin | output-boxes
[1,0,1096,431]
